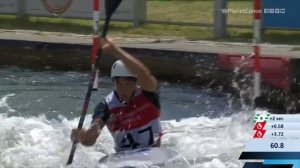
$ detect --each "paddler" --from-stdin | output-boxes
[71,38,163,152]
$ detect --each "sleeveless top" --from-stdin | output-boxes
[92,88,163,152]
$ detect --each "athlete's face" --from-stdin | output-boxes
[114,77,137,102]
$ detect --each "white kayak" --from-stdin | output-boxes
[98,147,190,168]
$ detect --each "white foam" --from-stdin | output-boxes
[0,91,258,167]
[0,94,16,113]
[0,109,257,168]
[161,111,254,167]
[0,68,265,167]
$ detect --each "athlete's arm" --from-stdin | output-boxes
[71,118,105,146]
[71,100,109,146]
[100,38,158,92]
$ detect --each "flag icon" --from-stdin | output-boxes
[253,114,270,122]
[253,130,266,138]
[253,122,266,130]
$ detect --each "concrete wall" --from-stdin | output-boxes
[0,39,220,84]
[1,39,300,112]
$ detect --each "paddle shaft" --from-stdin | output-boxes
[66,68,97,165]
[66,0,122,165]
[66,39,106,166]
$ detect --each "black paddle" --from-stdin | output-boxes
[66,0,122,165]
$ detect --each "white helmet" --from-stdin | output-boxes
[111,60,136,78]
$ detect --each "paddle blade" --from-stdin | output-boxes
[105,0,122,17]
[101,0,122,37]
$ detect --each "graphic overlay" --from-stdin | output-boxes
[240,113,300,168]
[221,8,285,14]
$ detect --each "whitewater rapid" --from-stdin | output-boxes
[0,93,255,168]
[0,68,260,168]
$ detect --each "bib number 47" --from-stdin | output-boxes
[120,126,154,149]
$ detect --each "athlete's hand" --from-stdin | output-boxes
[71,126,100,146]
[71,129,86,143]
[98,37,118,56]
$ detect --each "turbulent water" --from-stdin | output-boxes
[0,67,259,168]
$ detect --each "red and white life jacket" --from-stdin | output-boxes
[103,88,163,151]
